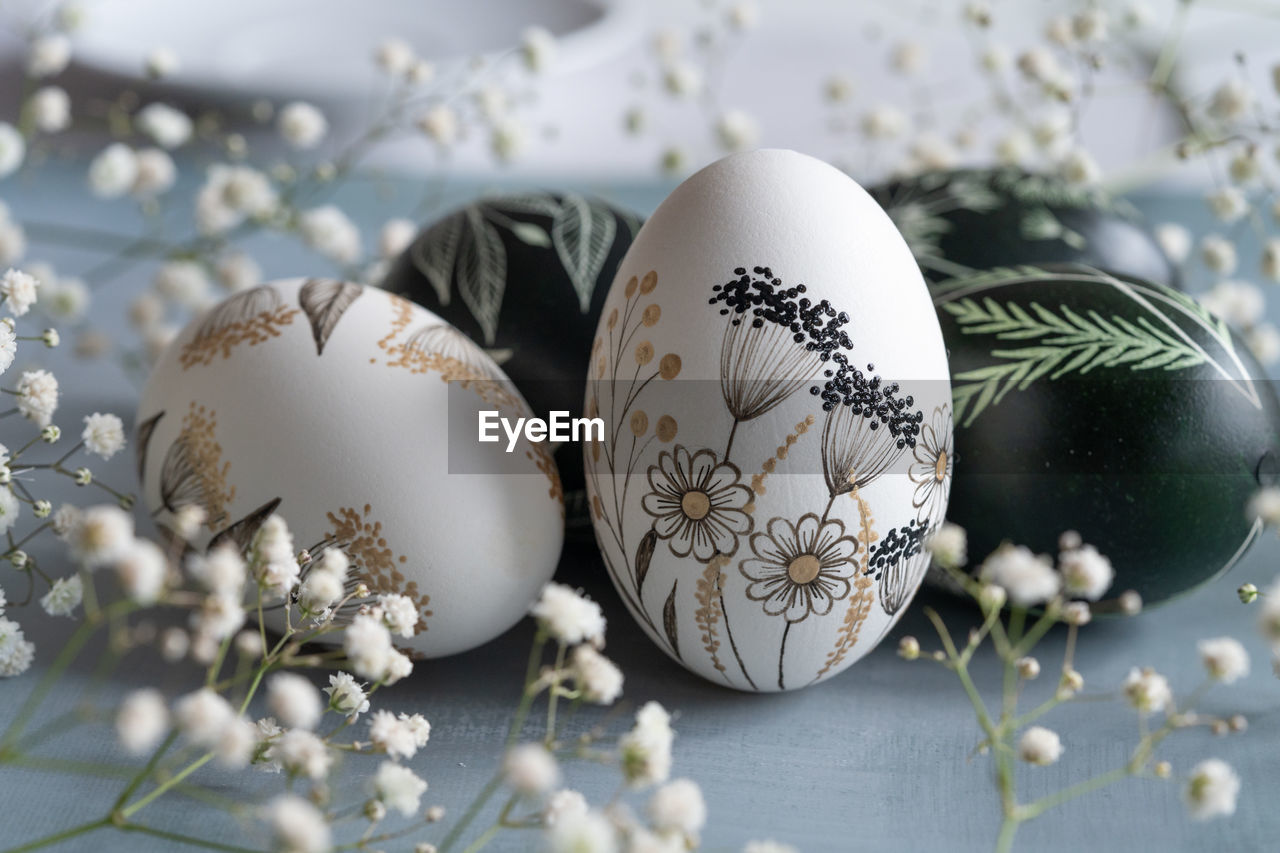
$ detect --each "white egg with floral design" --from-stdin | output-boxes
[583,150,951,692]
[137,278,563,658]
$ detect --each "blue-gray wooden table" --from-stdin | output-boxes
[0,164,1275,852]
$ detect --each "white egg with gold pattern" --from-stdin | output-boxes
[138,278,564,658]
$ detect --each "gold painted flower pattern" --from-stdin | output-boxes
[326,504,432,633]
[908,405,953,524]
[180,286,298,369]
[641,445,753,562]
[740,513,858,623]
[158,402,236,530]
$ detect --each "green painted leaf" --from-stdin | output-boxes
[456,206,508,345]
[410,213,462,306]
[552,194,616,313]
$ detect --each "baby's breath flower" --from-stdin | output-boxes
[926,522,967,569]
[416,105,459,146]
[213,251,262,292]
[41,424,60,443]
[299,205,361,264]
[132,147,177,197]
[375,38,415,76]
[545,810,617,853]
[13,366,56,422]
[298,563,344,613]
[1061,601,1091,626]
[1017,726,1063,766]
[0,125,23,179]
[861,105,907,139]
[1207,187,1249,223]
[191,590,245,643]
[715,110,760,152]
[491,118,526,163]
[1123,667,1172,714]
[267,794,331,853]
[0,615,35,676]
[648,778,706,839]
[2,268,39,316]
[81,412,125,459]
[28,34,71,78]
[375,761,428,816]
[0,321,14,375]
[995,130,1032,167]
[571,644,623,704]
[520,26,556,73]
[215,716,258,768]
[9,550,26,568]
[153,260,211,309]
[898,635,920,660]
[187,545,246,595]
[268,672,323,731]
[324,671,370,718]
[376,593,419,638]
[504,742,560,794]
[344,613,395,681]
[531,583,606,647]
[28,86,70,133]
[1199,279,1262,327]
[1184,759,1240,820]
[0,488,17,536]
[1073,8,1108,42]
[40,574,82,617]
[1198,637,1249,683]
[278,102,328,149]
[116,688,169,754]
[271,728,332,779]
[32,499,50,518]
[87,143,138,198]
[1058,544,1113,600]
[660,146,687,175]
[1059,147,1101,185]
[378,219,417,260]
[1119,589,1143,615]
[69,504,132,567]
[1154,222,1192,264]
[196,164,278,234]
[368,709,427,760]
[980,45,1009,74]
[73,466,91,485]
[823,75,853,103]
[1016,656,1041,679]
[234,630,262,659]
[40,328,58,347]
[979,543,1058,606]
[1202,234,1239,276]
[174,687,235,748]
[545,789,589,827]
[1208,79,1251,122]
[890,40,926,75]
[620,701,674,788]
[144,47,178,79]
[662,62,703,98]
[136,103,192,149]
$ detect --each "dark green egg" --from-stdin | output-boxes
[936,265,1280,605]
[381,192,642,524]
[871,168,1180,290]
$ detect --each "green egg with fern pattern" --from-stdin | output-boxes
[381,192,641,527]
[936,265,1280,606]
[871,168,1180,290]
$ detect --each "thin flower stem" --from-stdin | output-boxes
[4,817,110,853]
[994,817,1019,853]
[460,794,520,853]
[544,641,567,744]
[117,822,262,853]
[441,629,548,853]
[119,753,214,818]
[113,731,179,810]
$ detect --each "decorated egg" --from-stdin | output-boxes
[583,150,952,692]
[870,168,1179,289]
[381,192,641,524]
[935,265,1280,605]
[137,279,564,657]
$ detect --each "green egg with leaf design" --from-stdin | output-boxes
[381,192,642,523]
[871,168,1180,290]
[937,265,1280,606]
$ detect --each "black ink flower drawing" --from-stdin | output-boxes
[641,445,753,562]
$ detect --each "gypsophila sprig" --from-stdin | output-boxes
[914,522,1248,852]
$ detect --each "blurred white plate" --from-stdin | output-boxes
[71,0,639,101]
